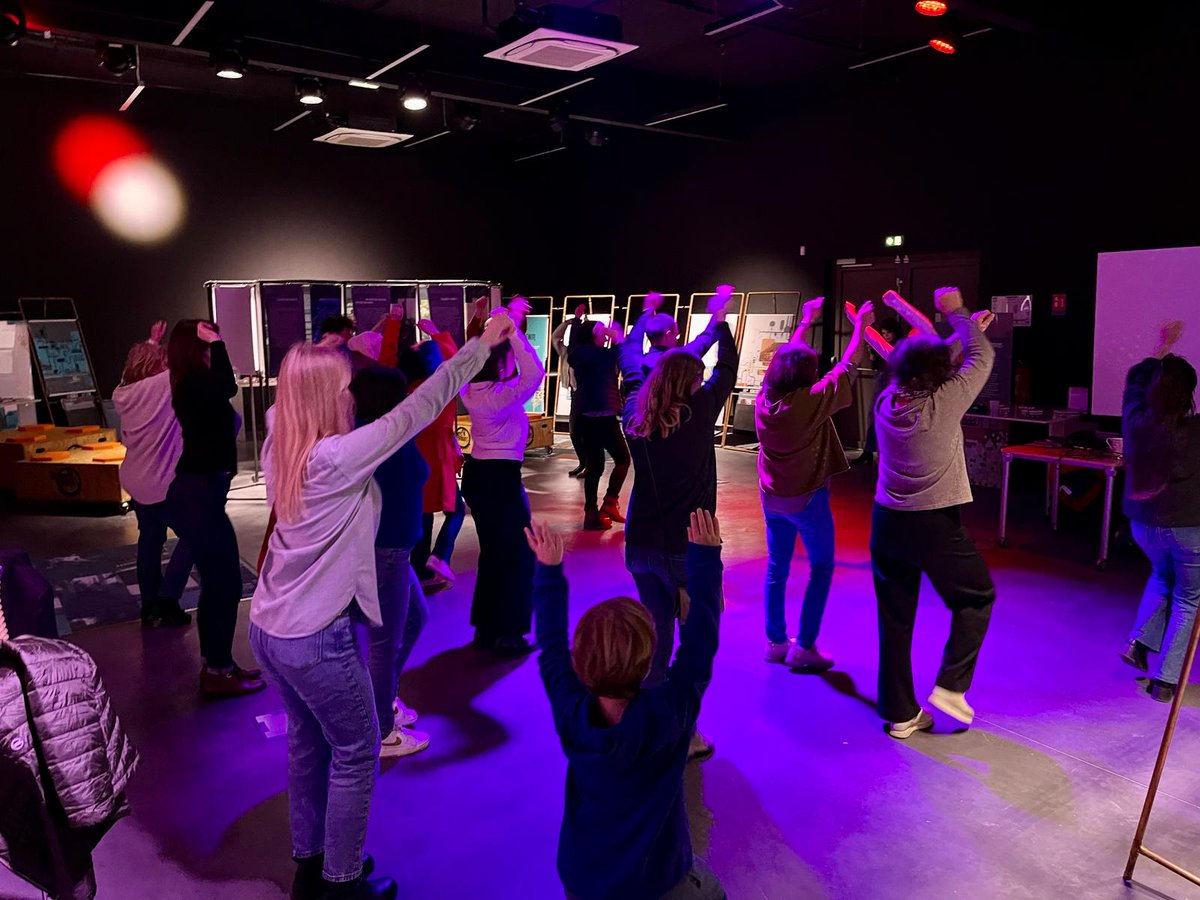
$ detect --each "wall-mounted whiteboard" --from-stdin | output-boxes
[1094,247,1200,416]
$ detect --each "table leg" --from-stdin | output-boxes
[999,454,1011,548]
[1051,463,1060,531]
[1099,466,1115,570]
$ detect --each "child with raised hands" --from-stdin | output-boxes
[525,511,727,900]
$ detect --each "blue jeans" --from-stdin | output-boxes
[763,487,835,647]
[414,490,466,579]
[251,613,380,882]
[626,545,689,688]
[1129,523,1200,685]
[132,499,194,611]
[368,547,430,735]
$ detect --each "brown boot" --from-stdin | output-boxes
[583,508,611,531]
[200,665,266,699]
[600,495,625,523]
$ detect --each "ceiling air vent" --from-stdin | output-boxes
[314,127,413,149]
[485,27,637,71]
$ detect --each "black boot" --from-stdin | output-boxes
[1149,679,1176,703]
[292,856,376,900]
[568,464,586,478]
[322,876,397,899]
[1119,640,1148,672]
[155,597,193,627]
[583,507,611,531]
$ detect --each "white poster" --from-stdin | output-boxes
[736,314,796,389]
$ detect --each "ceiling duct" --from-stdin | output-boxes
[485,4,637,71]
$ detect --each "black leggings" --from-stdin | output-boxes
[577,415,630,509]
[870,503,995,723]
[460,457,533,641]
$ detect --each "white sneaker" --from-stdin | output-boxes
[764,640,791,664]
[888,709,934,740]
[785,643,834,672]
[687,729,715,762]
[426,556,456,585]
[929,687,975,725]
[380,726,430,758]
[392,698,419,728]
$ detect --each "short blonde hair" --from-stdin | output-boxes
[121,342,167,385]
[572,598,657,699]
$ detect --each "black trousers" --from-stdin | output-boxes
[568,395,585,468]
[460,457,533,641]
[578,415,631,510]
[870,503,995,723]
[165,471,241,668]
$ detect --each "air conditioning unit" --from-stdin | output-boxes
[485,5,637,71]
[314,127,413,148]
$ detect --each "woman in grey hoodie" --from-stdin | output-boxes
[111,322,193,628]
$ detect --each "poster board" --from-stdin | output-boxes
[211,284,256,374]
[736,314,795,391]
[349,285,391,334]
[310,284,343,341]
[260,284,306,378]
[427,284,467,346]
[28,320,95,397]
[524,314,550,415]
[0,321,35,400]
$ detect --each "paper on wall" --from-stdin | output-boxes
[0,324,16,349]
[0,349,13,374]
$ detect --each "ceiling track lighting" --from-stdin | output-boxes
[211,42,246,79]
[914,0,948,15]
[929,31,958,54]
[296,76,326,105]
[97,42,137,75]
[1,1,26,46]
[401,81,430,112]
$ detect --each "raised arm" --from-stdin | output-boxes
[864,326,893,361]
[379,315,403,367]
[667,511,723,697]
[527,523,589,736]
[882,290,937,337]
[485,327,545,406]
[809,302,874,407]
[931,288,995,413]
[787,297,825,349]
[698,321,738,413]
[683,285,735,359]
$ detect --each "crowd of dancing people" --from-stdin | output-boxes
[111,284,1197,899]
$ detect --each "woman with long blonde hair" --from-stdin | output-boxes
[251,314,512,900]
[618,289,738,761]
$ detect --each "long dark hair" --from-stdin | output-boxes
[1150,354,1197,420]
[167,319,213,390]
[472,342,515,384]
[762,345,818,401]
[627,349,704,439]
[349,365,408,423]
[890,334,954,394]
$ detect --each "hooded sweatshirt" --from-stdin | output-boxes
[111,370,182,505]
[755,356,856,505]
[874,311,994,511]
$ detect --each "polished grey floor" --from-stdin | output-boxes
[1,452,1196,899]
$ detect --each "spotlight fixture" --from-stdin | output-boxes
[97,42,137,75]
[914,0,948,15]
[296,76,326,105]
[929,32,957,54]
[584,127,606,148]
[211,43,246,79]
[1,1,26,46]
[401,82,429,112]
[451,101,482,132]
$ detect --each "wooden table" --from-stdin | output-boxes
[998,443,1124,570]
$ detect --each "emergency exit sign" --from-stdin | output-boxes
[884,235,904,247]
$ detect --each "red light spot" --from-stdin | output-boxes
[929,37,957,54]
[53,115,149,201]
[915,1,948,16]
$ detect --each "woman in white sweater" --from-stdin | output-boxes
[111,322,193,628]
[461,299,546,656]
[251,313,512,900]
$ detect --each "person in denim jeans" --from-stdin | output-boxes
[1119,325,1200,703]
[755,299,873,671]
[252,317,510,899]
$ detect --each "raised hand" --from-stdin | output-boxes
[708,285,735,320]
[148,319,167,345]
[1155,320,1185,358]
[418,319,440,337]
[480,311,515,348]
[881,289,907,311]
[644,292,664,314]
[802,297,824,322]
[687,509,721,547]
[574,303,587,320]
[508,296,531,325]
[971,309,996,332]
[882,289,936,336]
[606,323,626,344]
[196,321,221,344]
[933,286,965,315]
[525,521,565,566]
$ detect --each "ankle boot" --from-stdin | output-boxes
[583,507,611,531]
[322,875,398,899]
[600,495,625,523]
[292,855,376,900]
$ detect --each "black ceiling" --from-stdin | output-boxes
[0,0,1169,156]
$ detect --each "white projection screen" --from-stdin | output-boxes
[1093,246,1200,416]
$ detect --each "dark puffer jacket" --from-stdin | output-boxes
[0,636,140,899]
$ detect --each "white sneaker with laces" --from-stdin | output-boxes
[929,687,975,725]
[888,709,934,740]
[380,726,430,758]
[392,698,419,728]
[427,556,456,585]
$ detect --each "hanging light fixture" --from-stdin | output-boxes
[97,42,137,75]
[211,42,246,79]
[296,76,326,105]
[401,80,429,111]
[914,1,948,16]
[929,32,957,54]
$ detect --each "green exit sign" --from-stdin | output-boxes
[884,235,904,247]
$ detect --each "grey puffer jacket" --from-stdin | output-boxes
[1,636,140,898]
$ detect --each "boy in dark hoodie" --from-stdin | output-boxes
[525,511,726,900]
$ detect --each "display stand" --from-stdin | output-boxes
[0,313,37,430]
[683,290,746,448]
[1123,612,1200,887]
[556,295,618,429]
[18,298,105,427]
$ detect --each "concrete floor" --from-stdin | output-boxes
[2,451,1198,899]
